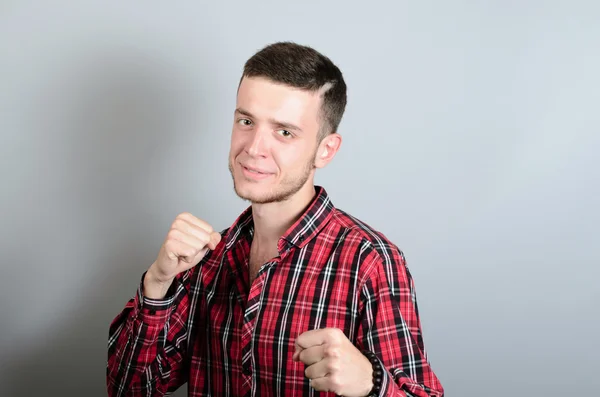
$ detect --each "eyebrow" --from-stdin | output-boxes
[235,107,303,133]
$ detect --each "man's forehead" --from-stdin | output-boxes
[238,76,323,101]
[238,78,321,112]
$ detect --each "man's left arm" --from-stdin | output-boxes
[294,247,443,397]
[355,248,444,397]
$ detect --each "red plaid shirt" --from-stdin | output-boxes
[107,186,443,396]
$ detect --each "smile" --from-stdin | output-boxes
[241,164,273,180]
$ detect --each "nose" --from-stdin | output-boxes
[246,128,268,158]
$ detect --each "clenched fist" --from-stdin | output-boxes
[144,212,221,299]
[293,328,374,397]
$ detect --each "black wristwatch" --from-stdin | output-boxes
[362,350,384,397]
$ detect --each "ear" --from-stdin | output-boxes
[314,133,342,169]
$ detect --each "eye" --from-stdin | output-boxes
[237,118,253,126]
[278,129,293,138]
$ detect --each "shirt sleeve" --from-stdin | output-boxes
[356,247,444,397]
[106,270,193,396]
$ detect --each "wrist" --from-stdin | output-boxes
[143,268,174,299]
[362,350,384,397]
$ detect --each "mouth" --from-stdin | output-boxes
[242,164,269,174]
[240,163,274,180]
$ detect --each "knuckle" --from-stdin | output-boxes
[331,328,344,342]
[182,247,196,259]
[167,229,181,240]
[325,358,339,373]
[331,360,340,373]
[323,328,337,343]
[324,345,340,359]
[178,212,192,220]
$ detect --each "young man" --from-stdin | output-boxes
[107,42,444,397]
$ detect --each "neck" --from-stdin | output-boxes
[251,183,316,250]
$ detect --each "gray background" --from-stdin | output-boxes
[1,1,598,396]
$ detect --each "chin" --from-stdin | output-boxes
[233,181,276,204]
[236,179,312,205]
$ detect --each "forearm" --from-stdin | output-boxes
[358,251,444,397]
[107,274,188,396]
[359,316,444,396]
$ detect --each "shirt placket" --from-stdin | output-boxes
[240,259,276,396]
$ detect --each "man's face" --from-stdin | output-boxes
[229,76,323,204]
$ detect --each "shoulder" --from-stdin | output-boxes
[330,209,415,298]
[330,208,407,275]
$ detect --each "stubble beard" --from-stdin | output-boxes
[228,154,316,204]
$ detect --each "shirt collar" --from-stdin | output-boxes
[223,185,335,253]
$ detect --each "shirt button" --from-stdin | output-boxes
[242,364,251,375]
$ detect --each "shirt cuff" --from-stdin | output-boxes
[136,271,179,325]
[363,351,407,397]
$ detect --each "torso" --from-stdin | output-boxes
[181,191,417,396]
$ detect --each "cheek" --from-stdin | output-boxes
[229,132,246,155]
[275,146,310,169]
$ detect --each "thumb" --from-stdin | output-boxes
[292,340,302,361]
[208,231,222,250]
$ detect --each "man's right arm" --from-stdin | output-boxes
[106,270,192,396]
[106,212,222,396]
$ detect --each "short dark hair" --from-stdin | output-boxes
[241,42,347,140]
